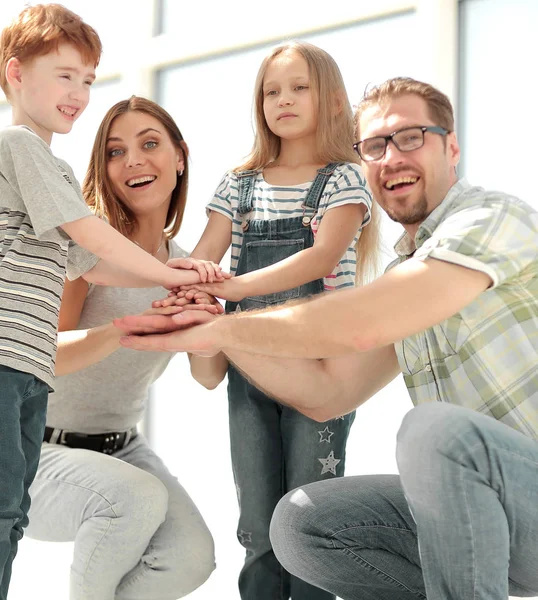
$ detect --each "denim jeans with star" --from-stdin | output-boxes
[228,364,355,600]
[270,402,538,600]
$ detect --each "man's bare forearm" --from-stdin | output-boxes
[212,257,491,360]
[224,344,401,421]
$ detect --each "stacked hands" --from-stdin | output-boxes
[113,256,232,355]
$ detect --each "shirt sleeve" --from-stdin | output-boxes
[66,241,100,281]
[414,194,538,288]
[205,171,235,221]
[0,126,92,239]
[317,163,373,227]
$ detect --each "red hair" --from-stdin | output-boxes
[0,3,102,97]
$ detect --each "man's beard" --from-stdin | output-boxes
[385,194,429,225]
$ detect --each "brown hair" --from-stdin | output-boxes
[354,77,455,140]
[0,3,102,97]
[83,96,188,240]
[237,40,380,284]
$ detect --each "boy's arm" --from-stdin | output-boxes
[61,215,201,288]
[182,203,367,301]
[0,129,201,289]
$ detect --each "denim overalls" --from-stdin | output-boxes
[226,164,356,600]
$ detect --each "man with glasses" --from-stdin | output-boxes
[116,77,538,600]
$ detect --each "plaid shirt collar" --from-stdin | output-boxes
[393,178,473,258]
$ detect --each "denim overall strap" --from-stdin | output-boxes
[236,170,258,215]
[303,162,342,210]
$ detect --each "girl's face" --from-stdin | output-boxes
[105,110,184,220]
[262,51,318,142]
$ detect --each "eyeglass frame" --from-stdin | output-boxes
[353,125,450,162]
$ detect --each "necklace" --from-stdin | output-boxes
[133,237,165,257]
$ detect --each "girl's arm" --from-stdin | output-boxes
[184,203,367,301]
[61,215,210,289]
[185,211,232,388]
[190,211,233,263]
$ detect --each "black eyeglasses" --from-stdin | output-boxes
[354,126,449,162]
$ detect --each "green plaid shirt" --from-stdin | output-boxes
[388,179,538,439]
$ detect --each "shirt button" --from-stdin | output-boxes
[425,364,432,372]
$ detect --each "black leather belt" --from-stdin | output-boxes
[43,426,137,454]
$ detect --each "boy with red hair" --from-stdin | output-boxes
[0,5,214,596]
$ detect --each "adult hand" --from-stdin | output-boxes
[115,309,220,355]
[114,304,183,335]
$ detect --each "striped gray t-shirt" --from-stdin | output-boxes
[0,125,97,389]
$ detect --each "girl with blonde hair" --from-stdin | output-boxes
[166,40,379,600]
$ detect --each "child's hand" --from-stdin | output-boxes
[152,290,224,313]
[183,289,224,314]
[152,291,188,309]
[167,257,231,283]
[180,277,246,302]
[165,266,201,290]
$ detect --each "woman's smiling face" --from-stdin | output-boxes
[105,110,184,219]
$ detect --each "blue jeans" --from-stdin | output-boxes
[0,366,48,600]
[228,163,354,599]
[228,365,355,600]
[270,402,538,599]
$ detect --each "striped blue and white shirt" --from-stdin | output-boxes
[207,163,373,290]
[0,126,97,389]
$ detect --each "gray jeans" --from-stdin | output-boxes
[27,434,215,600]
[270,402,538,599]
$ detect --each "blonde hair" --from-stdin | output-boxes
[83,96,188,240]
[237,40,380,284]
[354,77,455,140]
[0,3,102,98]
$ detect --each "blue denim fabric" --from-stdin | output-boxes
[227,165,356,600]
[270,403,538,600]
[0,365,48,600]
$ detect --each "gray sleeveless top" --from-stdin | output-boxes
[46,241,187,434]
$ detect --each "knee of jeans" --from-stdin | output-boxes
[144,528,216,596]
[397,403,488,478]
[178,528,216,593]
[117,471,169,531]
[270,489,314,575]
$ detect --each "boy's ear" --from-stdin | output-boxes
[6,57,23,89]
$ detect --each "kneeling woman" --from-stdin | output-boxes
[26,97,218,600]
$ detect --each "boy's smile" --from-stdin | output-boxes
[9,43,95,144]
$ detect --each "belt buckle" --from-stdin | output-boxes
[102,433,121,454]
